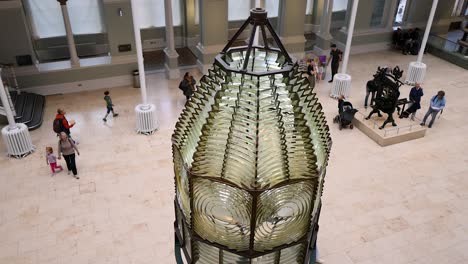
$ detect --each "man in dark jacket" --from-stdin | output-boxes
[327,44,342,83]
[54,108,75,137]
[400,82,424,120]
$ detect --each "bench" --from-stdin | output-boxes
[458,40,468,55]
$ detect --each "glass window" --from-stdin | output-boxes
[394,0,408,24]
[306,0,314,15]
[452,0,467,16]
[24,0,105,38]
[228,0,250,21]
[265,0,279,17]
[333,0,348,12]
[134,0,181,28]
[370,0,387,27]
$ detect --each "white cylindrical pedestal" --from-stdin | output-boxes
[331,73,352,98]
[135,104,158,135]
[406,61,427,85]
[1,123,35,158]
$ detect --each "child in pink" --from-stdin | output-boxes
[46,147,63,176]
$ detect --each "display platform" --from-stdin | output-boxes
[352,108,426,146]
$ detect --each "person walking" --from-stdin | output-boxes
[103,90,119,122]
[420,91,446,128]
[57,132,80,179]
[46,147,63,176]
[53,108,75,137]
[327,44,342,83]
[178,72,196,100]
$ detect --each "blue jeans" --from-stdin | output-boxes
[422,107,440,126]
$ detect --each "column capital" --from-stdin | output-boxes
[57,0,67,6]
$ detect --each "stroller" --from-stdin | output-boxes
[333,99,358,130]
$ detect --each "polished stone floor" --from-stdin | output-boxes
[0,50,467,264]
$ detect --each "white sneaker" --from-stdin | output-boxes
[67,170,71,175]
[316,259,324,264]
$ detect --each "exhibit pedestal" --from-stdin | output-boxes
[353,109,426,146]
[406,61,427,85]
[135,104,158,135]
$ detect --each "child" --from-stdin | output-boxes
[103,91,119,122]
[46,147,63,176]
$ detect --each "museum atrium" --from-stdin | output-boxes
[0,0,467,263]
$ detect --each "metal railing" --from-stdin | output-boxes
[428,33,468,56]
[355,111,421,137]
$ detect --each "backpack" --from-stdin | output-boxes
[53,118,63,133]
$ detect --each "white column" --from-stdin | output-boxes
[164,0,180,79]
[330,0,359,99]
[130,0,158,134]
[406,0,439,84]
[417,0,438,63]
[0,70,16,126]
[130,0,147,104]
[253,0,265,46]
[164,0,176,52]
[57,0,79,66]
[341,0,359,74]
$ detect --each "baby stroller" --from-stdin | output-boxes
[333,100,358,130]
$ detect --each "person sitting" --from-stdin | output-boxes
[400,82,424,120]
[392,28,403,49]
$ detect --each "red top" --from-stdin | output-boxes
[55,114,74,129]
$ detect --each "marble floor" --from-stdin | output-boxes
[0,50,467,264]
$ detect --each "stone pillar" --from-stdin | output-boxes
[314,0,334,55]
[336,0,373,49]
[352,0,374,31]
[164,0,180,79]
[307,0,325,33]
[57,0,79,67]
[196,0,228,74]
[102,0,136,60]
[277,0,307,59]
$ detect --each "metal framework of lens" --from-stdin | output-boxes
[172,8,332,264]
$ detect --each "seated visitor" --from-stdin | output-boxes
[400,82,424,120]
[392,28,403,48]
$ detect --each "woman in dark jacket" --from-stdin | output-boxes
[179,72,196,100]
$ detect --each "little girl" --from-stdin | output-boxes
[46,147,63,176]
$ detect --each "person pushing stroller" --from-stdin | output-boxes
[334,95,358,130]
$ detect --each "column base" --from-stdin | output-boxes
[1,123,35,158]
[406,62,426,85]
[196,60,212,75]
[331,73,352,98]
[313,33,333,56]
[164,48,180,80]
[165,64,181,80]
[196,43,224,74]
[135,103,158,135]
[279,35,306,59]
